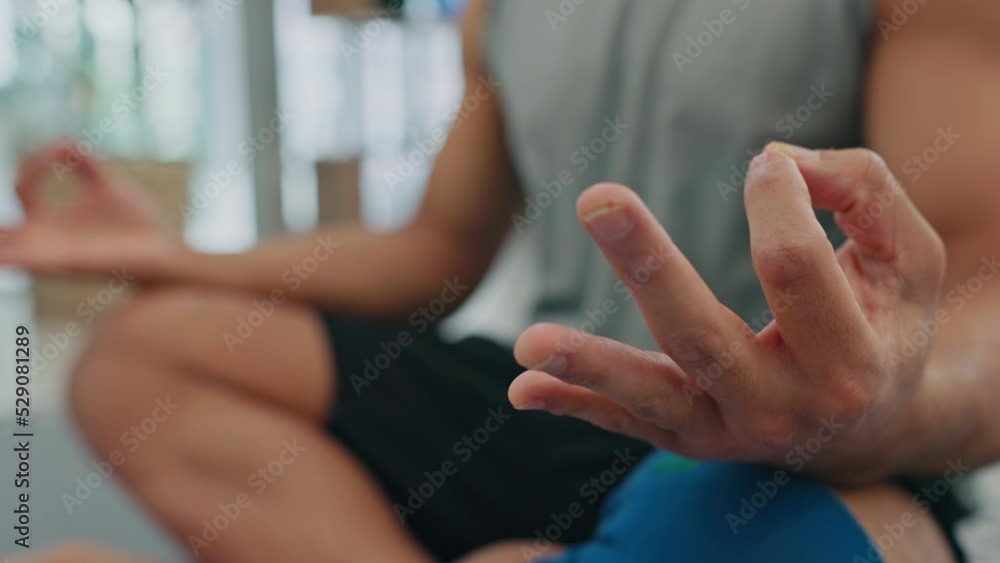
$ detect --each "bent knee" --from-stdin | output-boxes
[838,484,957,563]
[69,285,332,430]
[87,286,219,354]
[31,542,148,563]
[458,541,564,563]
[68,287,225,432]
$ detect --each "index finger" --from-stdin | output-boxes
[576,183,753,400]
[16,140,114,212]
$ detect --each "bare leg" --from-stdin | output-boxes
[843,484,956,563]
[68,287,432,563]
[458,541,564,563]
[23,481,957,563]
[51,287,959,563]
[14,542,158,563]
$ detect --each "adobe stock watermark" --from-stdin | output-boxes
[725,417,845,534]
[541,244,678,362]
[775,84,834,140]
[6,0,75,51]
[348,278,469,395]
[188,439,307,556]
[673,0,751,73]
[391,406,513,523]
[61,397,180,513]
[683,289,799,405]
[888,254,1000,369]
[544,0,592,31]
[852,459,970,562]
[52,65,171,181]
[878,0,932,40]
[520,449,641,561]
[181,108,295,223]
[384,75,501,192]
[836,126,959,241]
[29,269,135,375]
[213,0,243,21]
[718,83,834,202]
[901,126,960,183]
[339,0,405,62]
[222,235,342,352]
[511,116,629,234]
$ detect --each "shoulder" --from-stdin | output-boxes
[459,0,491,75]
[875,0,1000,41]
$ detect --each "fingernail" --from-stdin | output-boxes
[533,354,568,376]
[748,150,776,174]
[766,142,819,161]
[516,400,546,411]
[582,204,633,241]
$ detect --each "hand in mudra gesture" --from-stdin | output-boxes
[509,144,946,483]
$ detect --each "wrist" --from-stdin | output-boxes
[878,363,977,477]
[810,380,932,485]
[132,241,193,284]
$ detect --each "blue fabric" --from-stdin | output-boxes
[536,452,882,563]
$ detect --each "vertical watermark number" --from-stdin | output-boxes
[12,325,33,550]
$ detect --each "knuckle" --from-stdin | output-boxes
[627,394,687,431]
[855,149,895,192]
[751,233,827,288]
[745,164,788,197]
[747,413,799,452]
[665,325,731,371]
[603,413,637,436]
[629,399,664,422]
[825,378,873,420]
[820,360,879,419]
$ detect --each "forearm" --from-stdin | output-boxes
[890,274,1000,475]
[142,221,488,319]
[863,1,1000,477]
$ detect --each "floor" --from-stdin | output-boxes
[0,287,998,562]
[0,288,183,560]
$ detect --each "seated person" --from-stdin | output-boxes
[6,0,1000,561]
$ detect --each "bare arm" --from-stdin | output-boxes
[155,0,519,318]
[869,0,1000,472]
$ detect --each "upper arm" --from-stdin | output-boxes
[867,0,1000,270]
[410,0,521,272]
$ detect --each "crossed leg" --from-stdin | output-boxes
[25,285,957,563]
[63,286,432,563]
[22,485,955,563]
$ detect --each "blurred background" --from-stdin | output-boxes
[0,0,996,560]
[0,0,537,558]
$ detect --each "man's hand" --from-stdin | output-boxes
[508,143,946,483]
[0,140,175,277]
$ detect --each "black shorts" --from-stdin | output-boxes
[321,313,972,562]
[322,313,653,561]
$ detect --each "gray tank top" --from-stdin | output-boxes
[486,0,875,351]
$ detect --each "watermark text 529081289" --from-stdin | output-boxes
[12,325,33,550]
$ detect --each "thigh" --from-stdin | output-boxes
[25,543,159,563]
[537,452,957,563]
[96,286,335,422]
[843,483,958,563]
[76,292,431,563]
